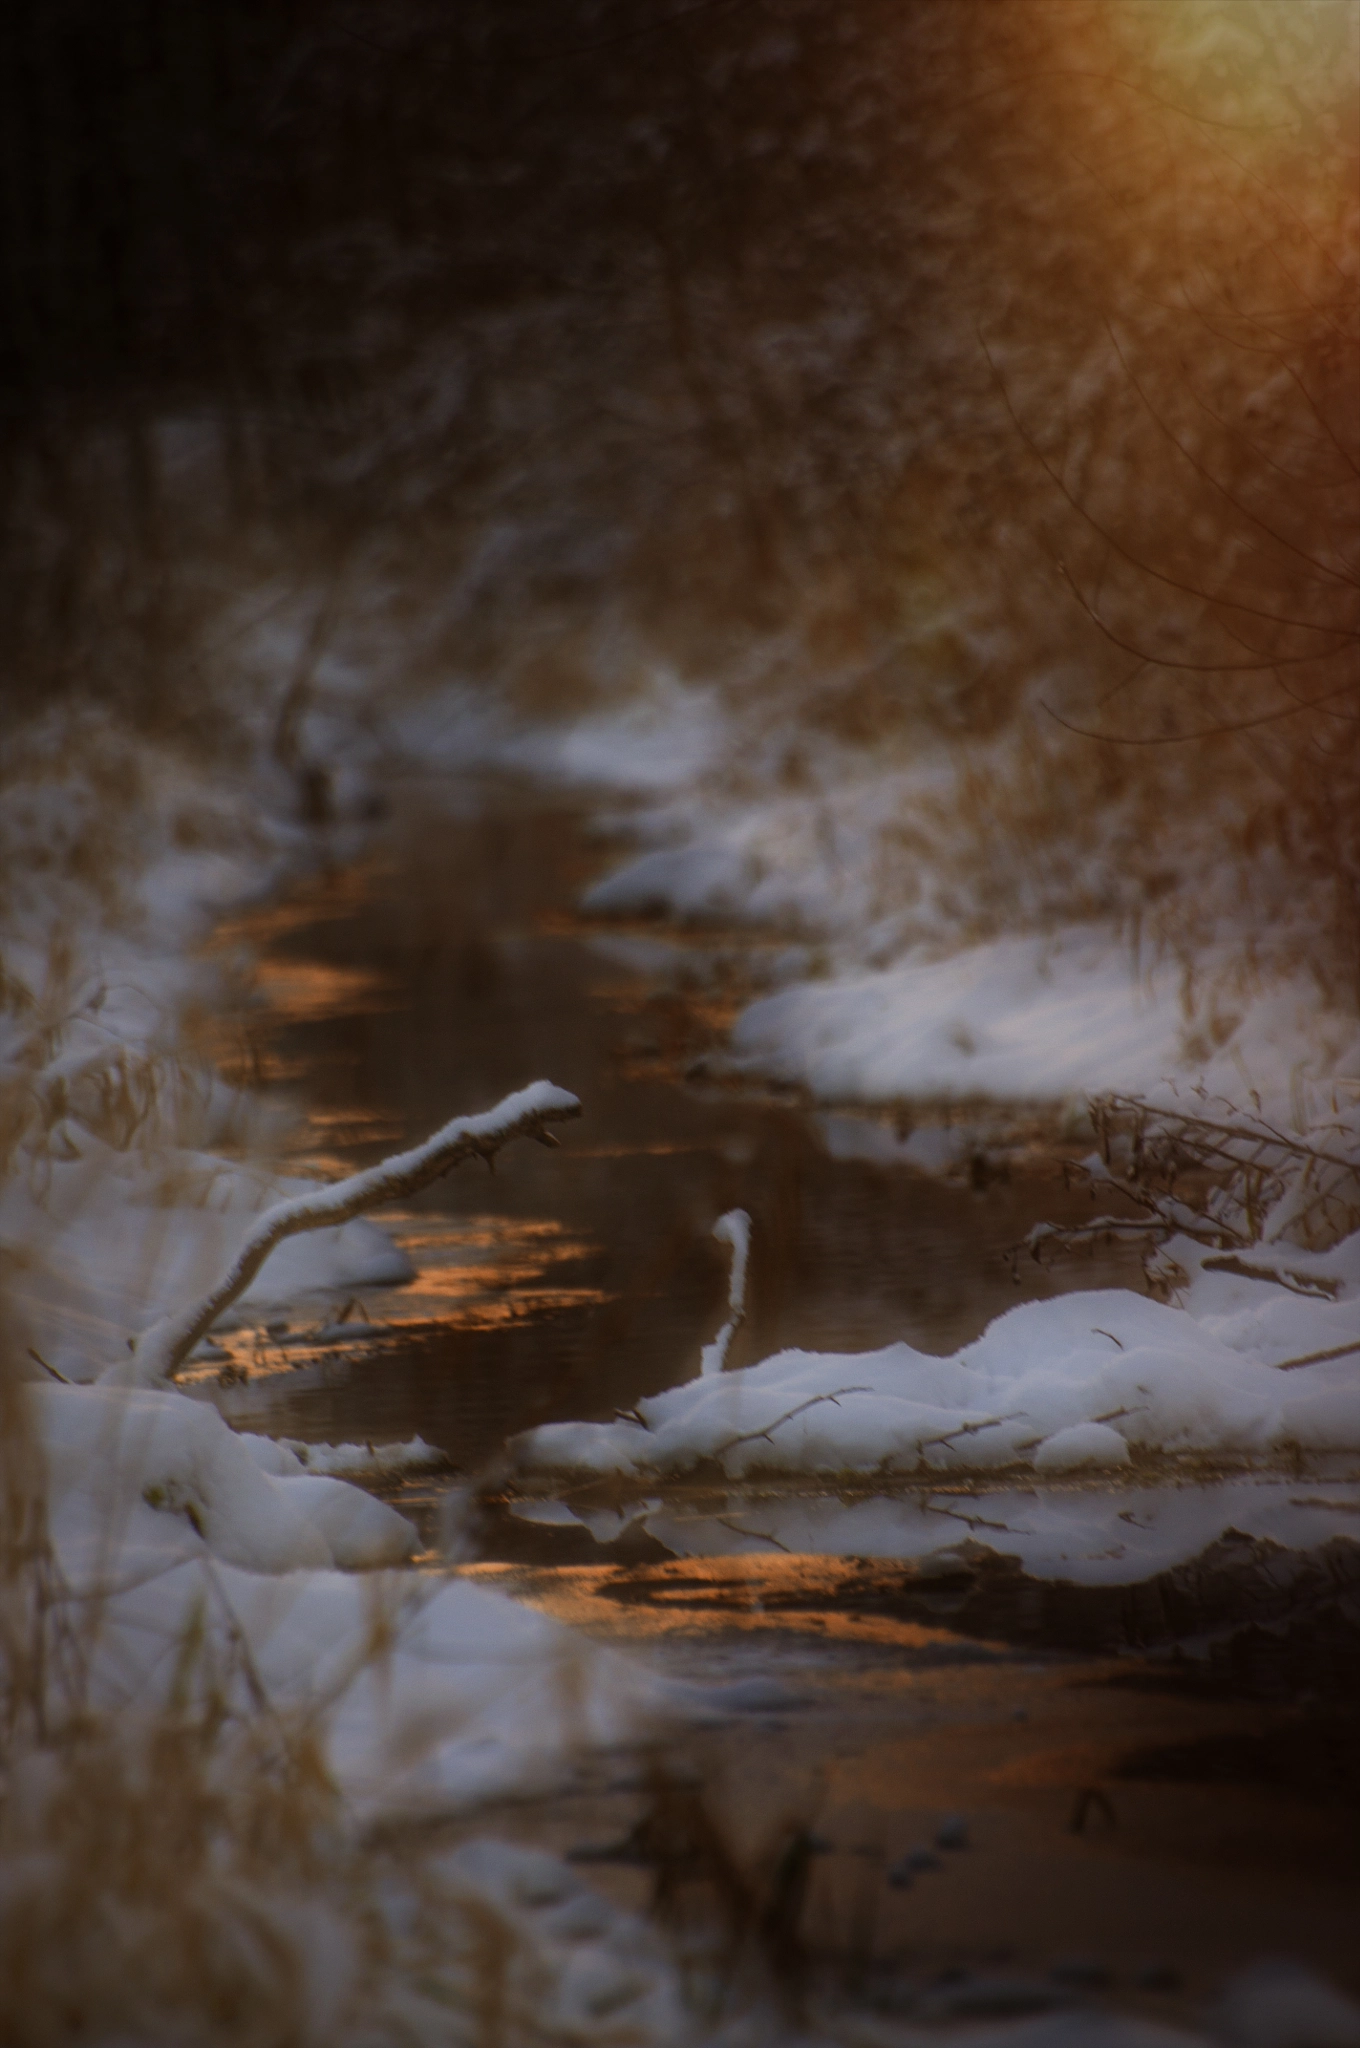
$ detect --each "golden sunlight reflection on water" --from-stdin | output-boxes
[251,957,397,1024]
[178,1208,609,1392]
[463,1555,1007,1653]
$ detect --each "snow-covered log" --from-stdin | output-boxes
[101,1082,581,1387]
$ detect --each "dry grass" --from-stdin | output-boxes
[0,959,204,1183]
[0,1308,382,2044]
[0,699,301,1225]
[0,1306,692,2046]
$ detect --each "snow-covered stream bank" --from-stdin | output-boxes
[405,672,1360,1133]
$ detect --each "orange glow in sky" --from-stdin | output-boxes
[1032,0,1358,258]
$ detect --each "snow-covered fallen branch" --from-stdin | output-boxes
[102,1082,581,1387]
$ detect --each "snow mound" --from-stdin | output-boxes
[513,1233,1360,1486]
[52,1541,674,1826]
[1033,1422,1133,1472]
[36,1382,419,1574]
[276,1433,447,1478]
[29,1378,677,1825]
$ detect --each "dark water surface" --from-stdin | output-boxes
[204,773,1143,1488]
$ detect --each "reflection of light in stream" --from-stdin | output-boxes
[467,1556,997,1652]
[511,1474,1360,1585]
[209,858,388,950]
[252,957,397,1023]
[304,1108,405,1142]
[384,1283,604,1326]
[378,1212,602,1325]
[179,1209,605,1390]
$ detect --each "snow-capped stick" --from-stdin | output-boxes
[698,1208,751,1378]
[102,1082,582,1387]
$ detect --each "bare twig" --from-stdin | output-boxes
[27,1349,71,1386]
[1102,1095,1360,1179]
[1269,1336,1360,1374]
[1019,1208,1241,1265]
[1201,1255,1340,1299]
[916,1411,1024,1452]
[711,1387,872,1460]
[1022,1093,1360,1280]
[921,1499,1018,1534]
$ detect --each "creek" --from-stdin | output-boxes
[198,773,1149,1493]
[194,774,1360,2012]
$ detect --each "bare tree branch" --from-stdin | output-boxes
[1041,674,1359,747]
[1102,319,1358,590]
[978,328,1358,644]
